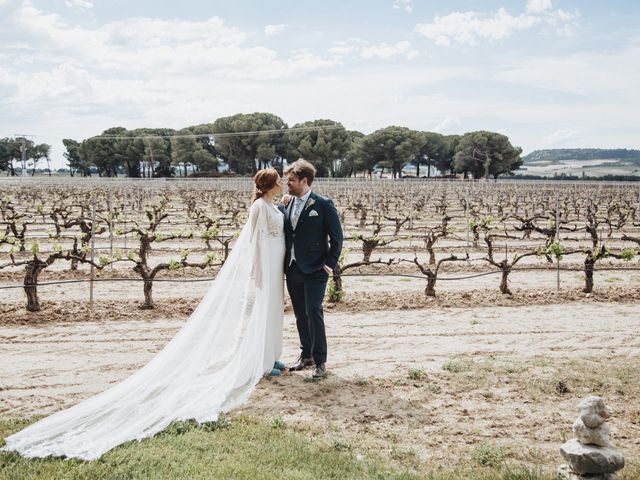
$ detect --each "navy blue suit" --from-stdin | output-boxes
[280,191,343,364]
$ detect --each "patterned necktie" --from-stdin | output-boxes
[291,197,304,229]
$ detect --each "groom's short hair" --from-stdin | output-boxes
[285,159,316,186]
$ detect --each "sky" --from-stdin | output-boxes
[1,0,639,168]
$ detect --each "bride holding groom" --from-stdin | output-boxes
[2,159,343,460]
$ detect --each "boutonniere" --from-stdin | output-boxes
[305,198,316,210]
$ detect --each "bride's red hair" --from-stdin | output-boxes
[252,168,279,203]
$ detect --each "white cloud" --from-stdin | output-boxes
[327,45,356,56]
[327,38,364,56]
[0,0,356,160]
[415,8,538,46]
[543,129,584,146]
[64,0,93,9]
[494,41,640,98]
[393,0,413,14]
[433,117,461,133]
[544,8,580,36]
[8,63,95,103]
[288,50,343,71]
[264,24,285,36]
[526,0,553,14]
[3,3,340,80]
[327,39,418,61]
[360,41,418,60]
[415,3,577,46]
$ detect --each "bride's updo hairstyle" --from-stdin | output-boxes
[252,168,279,203]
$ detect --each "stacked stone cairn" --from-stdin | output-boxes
[558,396,625,479]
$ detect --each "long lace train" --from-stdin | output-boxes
[1,199,285,460]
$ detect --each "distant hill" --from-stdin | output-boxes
[523,149,640,164]
[518,149,640,178]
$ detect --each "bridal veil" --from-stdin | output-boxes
[2,199,283,460]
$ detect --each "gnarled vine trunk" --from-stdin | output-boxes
[23,260,48,312]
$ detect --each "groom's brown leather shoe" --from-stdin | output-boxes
[312,363,327,379]
[289,356,314,371]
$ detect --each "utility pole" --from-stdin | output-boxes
[149,141,154,179]
[20,138,26,177]
[14,134,35,177]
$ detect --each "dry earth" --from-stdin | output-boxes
[1,298,639,474]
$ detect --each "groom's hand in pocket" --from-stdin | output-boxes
[322,265,333,275]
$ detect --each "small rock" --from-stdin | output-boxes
[558,464,619,479]
[560,439,624,475]
[573,417,611,447]
[578,396,610,428]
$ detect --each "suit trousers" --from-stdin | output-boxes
[286,261,329,364]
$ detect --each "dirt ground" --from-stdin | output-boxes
[2,302,639,417]
[2,297,639,473]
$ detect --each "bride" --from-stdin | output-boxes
[2,168,287,460]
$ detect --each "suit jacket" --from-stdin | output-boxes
[279,191,343,274]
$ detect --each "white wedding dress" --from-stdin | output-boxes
[2,198,285,460]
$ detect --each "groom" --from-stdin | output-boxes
[281,159,343,379]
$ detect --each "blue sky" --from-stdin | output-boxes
[1,0,639,168]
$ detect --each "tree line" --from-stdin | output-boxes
[0,138,52,176]
[1,113,523,178]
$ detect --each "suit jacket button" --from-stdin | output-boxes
[293,234,296,237]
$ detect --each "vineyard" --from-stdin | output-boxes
[3,177,640,478]
[1,177,639,313]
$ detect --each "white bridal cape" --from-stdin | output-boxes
[2,198,285,460]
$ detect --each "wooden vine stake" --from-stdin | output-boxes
[556,192,560,292]
[89,193,96,309]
